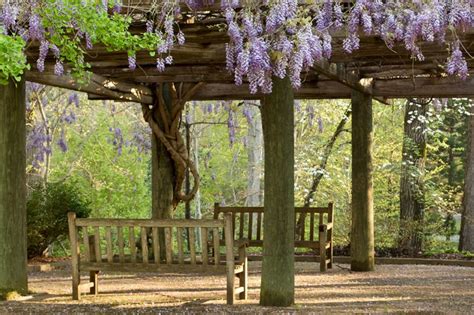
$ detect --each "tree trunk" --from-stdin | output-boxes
[151,84,175,220]
[245,103,263,207]
[245,103,263,236]
[0,79,28,294]
[399,100,427,255]
[460,102,474,252]
[151,84,175,259]
[193,107,202,249]
[260,76,295,306]
[351,90,375,272]
[296,106,351,239]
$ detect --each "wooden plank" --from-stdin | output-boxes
[152,227,160,264]
[239,212,244,239]
[129,226,136,263]
[141,227,148,264]
[301,212,306,241]
[248,213,253,240]
[67,213,80,300]
[165,227,172,265]
[238,246,248,300]
[309,213,315,241]
[82,227,90,262]
[232,213,236,240]
[177,227,184,264]
[319,226,327,272]
[257,212,262,240]
[75,218,225,228]
[214,207,330,214]
[201,227,208,265]
[189,227,196,265]
[224,213,235,305]
[105,226,113,263]
[94,227,101,263]
[117,226,125,263]
[327,203,334,269]
[213,228,220,265]
[81,262,226,273]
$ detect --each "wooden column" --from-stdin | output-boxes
[350,89,375,271]
[0,79,27,294]
[260,76,295,306]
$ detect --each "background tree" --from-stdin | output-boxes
[399,99,428,255]
[460,100,474,252]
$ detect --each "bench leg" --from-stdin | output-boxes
[72,271,80,300]
[238,246,248,300]
[90,271,99,295]
[226,263,235,305]
[319,228,327,272]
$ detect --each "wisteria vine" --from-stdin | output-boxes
[0,0,472,92]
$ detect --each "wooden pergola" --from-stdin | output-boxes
[1,0,474,302]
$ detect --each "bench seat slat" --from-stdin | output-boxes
[76,219,225,228]
[80,262,226,273]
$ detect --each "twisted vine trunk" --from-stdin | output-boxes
[399,100,427,255]
[144,83,202,220]
[0,79,28,295]
[151,84,175,220]
[460,102,474,252]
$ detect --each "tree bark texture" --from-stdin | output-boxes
[259,76,295,306]
[351,90,375,272]
[151,84,175,220]
[0,79,28,294]
[460,102,474,252]
[245,103,263,236]
[399,100,427,255]
[245,103,263,207]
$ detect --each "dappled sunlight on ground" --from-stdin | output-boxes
[1,262,473,313]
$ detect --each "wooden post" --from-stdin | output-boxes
[88,236,98,295]
[260,76,295,306]
[238,245,248,300]
[0,79,27,295]
[67,213,80,300]
[350,89,375,271]
[224,213,235,305]
[319,225,327,272]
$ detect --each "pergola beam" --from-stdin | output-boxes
[25,74,474,102]
[26,72,153,104]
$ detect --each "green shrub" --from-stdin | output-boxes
[27,182,91,258]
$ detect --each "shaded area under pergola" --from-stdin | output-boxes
[1,0,474,303]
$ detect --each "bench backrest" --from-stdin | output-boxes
[213,203,333,248]
[68,213,234,272]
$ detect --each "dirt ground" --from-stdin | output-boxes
[1,262,473,314]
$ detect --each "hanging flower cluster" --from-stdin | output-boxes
[1,0,165,81]
[0,0,472,91]
[221,0,472,93]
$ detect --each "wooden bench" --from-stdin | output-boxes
[67,212,248,305]
[213,203,334,271]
